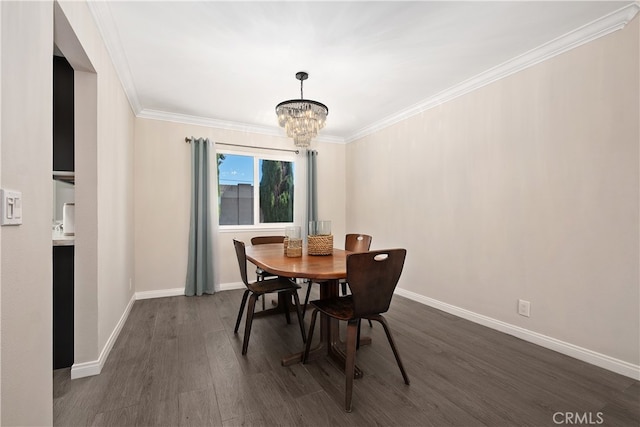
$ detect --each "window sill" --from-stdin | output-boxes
[218,225,292,233]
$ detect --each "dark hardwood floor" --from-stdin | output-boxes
[53,289,639,426]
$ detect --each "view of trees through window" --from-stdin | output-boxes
[217,153,294,226]
[259,159,294,223]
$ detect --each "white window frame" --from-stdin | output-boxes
[216,148,302,232]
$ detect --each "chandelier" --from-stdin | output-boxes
[276,71,328,148]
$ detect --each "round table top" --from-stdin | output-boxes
[245,243,348,280]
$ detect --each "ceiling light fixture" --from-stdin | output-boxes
[276,71,328,148]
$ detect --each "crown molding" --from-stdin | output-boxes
[312,133,346,144]
[90,1,638,145]
[87,0,347,143]
[138,109,284,136]
[87,1,142,114]
[137,109,346,144]
[346,2,640,143]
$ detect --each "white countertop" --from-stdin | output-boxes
[53,231,74,246]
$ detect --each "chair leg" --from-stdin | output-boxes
[257,275,266,310]
[241,293,258,355]
[291,290,307,343]
[345,319,359,412]
[302,280,313,319]
[303,309,319,363]
[283,293,291,324]
[234,290,250,334]
[375,315,410,385]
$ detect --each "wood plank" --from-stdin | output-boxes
[52,292,639,426]
[90,405,137,427]
[134,395,179,427]
[177,387,223,426]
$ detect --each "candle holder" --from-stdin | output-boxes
[286,238,302,257]
[285,226,302,257]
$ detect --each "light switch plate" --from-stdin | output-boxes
[1,189,22,225]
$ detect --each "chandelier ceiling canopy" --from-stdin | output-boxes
[276,71,328,148]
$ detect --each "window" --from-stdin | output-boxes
[217,151,296,227]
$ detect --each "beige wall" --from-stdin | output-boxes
[0,2,54,424]
[0,0,135,423]
[0,1,4,422]
[55,0,136,367]
[134,118,345,293]
[346,17,639,366]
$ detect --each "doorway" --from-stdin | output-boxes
[53,2,99,379]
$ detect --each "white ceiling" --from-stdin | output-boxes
[86,1,637,143]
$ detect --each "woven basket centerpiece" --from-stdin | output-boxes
[307,234,333,256]
[308,220,333,256]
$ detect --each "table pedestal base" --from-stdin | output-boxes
[281,279,372,379]
[281,333,372,379]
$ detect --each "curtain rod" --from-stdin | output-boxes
[184,137,300,154]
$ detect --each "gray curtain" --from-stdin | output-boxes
[185,137,216,296]
[306,150,318,236]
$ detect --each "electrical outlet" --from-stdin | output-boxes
[518,299,531,317]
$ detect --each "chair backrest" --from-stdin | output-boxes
[344,234,372,253]
[251,235,285,245]
[233,239,250,287]
[346,249,407,317]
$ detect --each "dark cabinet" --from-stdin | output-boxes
[53,54,75,370]
[53,55,74,172]
[53,245,74,369]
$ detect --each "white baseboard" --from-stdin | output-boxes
[394,288,640,381]
[134,283,245,300]
[218,281,245,291]
[70,293,136,379]
[71,285,638,381]
[69,283,245,380]
[135,287,184,300]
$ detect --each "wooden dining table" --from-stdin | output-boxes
[245,242,370,378]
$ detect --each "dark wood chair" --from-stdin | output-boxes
[340,234,373,295]
[302,233,372,316]
[251,235,285,282]
[233,239,306,355]
[303,249,410,412]
[341,234,373,331]
[250,235,286,245]
[251,236,286,309]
